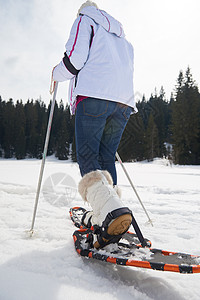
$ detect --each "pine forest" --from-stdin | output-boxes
[0,67,200,165]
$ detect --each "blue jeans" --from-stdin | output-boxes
[75,97,132,185]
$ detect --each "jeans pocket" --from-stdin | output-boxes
[122,106,132,121]
[83,98,108,117]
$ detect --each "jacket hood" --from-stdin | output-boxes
[79,6,125,38]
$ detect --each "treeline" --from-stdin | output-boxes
[0,67,200,164]
[119,67,200,164]
[0,99,74,160]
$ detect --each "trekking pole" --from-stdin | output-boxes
[29,81,58,235]
[116,152,153,227]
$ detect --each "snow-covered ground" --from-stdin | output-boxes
[0,157,200,300]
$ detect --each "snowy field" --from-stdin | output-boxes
[0,157,200,300]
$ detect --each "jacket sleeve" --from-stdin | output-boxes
[53,16,93,82]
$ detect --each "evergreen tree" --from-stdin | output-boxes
[14,100,26,159]
[2,99,15,158]
[119,112,146,161]
[0,96,5,156]
[55,101,70,160]
[24,100,38,158]
[171,68,200,164]
[34,100,47,159]
[48,100,58,156]
[147,88,169,158]
[136,96,151,128]
[145,113,159,161]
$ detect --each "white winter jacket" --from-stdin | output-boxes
[53,6,136,114]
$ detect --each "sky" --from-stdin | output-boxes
[0,0,200,105]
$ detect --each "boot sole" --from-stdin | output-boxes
[94,214,132,249]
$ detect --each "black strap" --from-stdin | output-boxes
[81,211,92,228]
[101,207,131,233]
[131,214,148,247]
[101,207,148,248]
[62,53,80,75]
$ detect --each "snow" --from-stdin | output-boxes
[0,157,200,300]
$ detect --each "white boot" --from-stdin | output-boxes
[81,184,122,228]
[78,170,132,248]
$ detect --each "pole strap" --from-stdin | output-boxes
[50,66,57,95]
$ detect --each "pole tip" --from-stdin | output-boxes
[23,229,35,238]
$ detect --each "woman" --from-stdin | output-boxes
[52,1,137,248]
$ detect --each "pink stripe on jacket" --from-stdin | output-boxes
[69,16,82,58]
